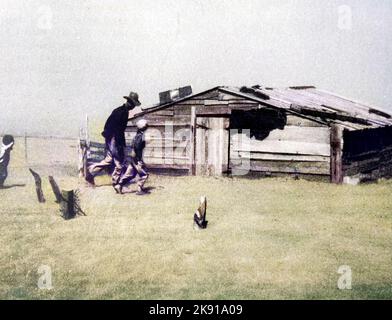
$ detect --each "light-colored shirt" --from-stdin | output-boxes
[0,142,14,165]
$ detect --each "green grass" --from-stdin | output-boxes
[1,168,392,299]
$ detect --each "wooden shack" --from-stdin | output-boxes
[126,85,392,183]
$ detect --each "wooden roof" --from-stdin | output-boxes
[131,85,392,130]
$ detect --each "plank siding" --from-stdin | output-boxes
[218,93,245,101]
[230,125,330,176]
[193,90,220,100]
[250,160,329,175]
[231,152,329,162]
[286,114,326,127]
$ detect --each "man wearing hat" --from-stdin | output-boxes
[114,119,149,195]
[85,92,141,189]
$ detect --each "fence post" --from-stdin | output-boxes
[61,190,76,220]
[83,143,88,178]
[189,106,196,175]
[78,128,84,177]
[29,168,45,203]
[85,114,90,147]
[24,132,28,165]
[48,176,63,203]
[78,127,89,178]
[330,124,343,184]
[85,115,90,177]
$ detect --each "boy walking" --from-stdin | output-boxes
[115,119,149,195]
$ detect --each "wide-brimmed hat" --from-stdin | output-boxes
[123,91,141,106]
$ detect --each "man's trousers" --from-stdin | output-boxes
[118,157,148,190]
[0,165,7,187]
[88,137,125,186]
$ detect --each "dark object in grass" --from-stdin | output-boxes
[0,184,25,189]
[194,196,208,229]
[84,169,95,186]
[135,189,150,196]
[29,168,45,203]
[61,190,75,220]
[47,176,86,219]
[60,189,86,220]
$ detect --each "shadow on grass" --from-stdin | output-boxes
[121,186,157,194]
[0,184,26,189]
[90,184,162,195]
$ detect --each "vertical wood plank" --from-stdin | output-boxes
[330,124,343,184]
[195,118,206,175]
[79,140,88,177]
[78,127,85,177]
[85,114,90,147]
[190,107,196,175]
[221,119,230,173]
[78,138,83,177]
[204,119,209,175]
[82,143,88,178]
[205,118,229,176]
[208,119,220,175]
[84,114,90,178]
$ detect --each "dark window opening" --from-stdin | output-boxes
[230,108,287,140]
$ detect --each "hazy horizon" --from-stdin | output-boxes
[1,0,392,136]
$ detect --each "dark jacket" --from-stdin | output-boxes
[131,130,146,163]
[0,144,12,181]
[0,152,10,169]
[101,105,129,146]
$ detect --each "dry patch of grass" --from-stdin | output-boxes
[1,167,391,299]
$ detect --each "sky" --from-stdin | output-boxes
[1,0,392,136]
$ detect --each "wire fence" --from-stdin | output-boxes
[5,134,79,177]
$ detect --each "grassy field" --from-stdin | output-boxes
[0,138,391,299]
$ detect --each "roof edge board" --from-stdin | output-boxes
[315,88,392,117]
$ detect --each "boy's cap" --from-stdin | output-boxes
[2,135,14,145]
[136,119,148,129]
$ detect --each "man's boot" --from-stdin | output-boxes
[113,184,123,194]
[135,186,148,196]
[85,170,95,187]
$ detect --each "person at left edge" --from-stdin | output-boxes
[0,135,15,188]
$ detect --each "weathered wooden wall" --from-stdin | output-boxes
[343,126,392,180]
[230,114,331,176]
